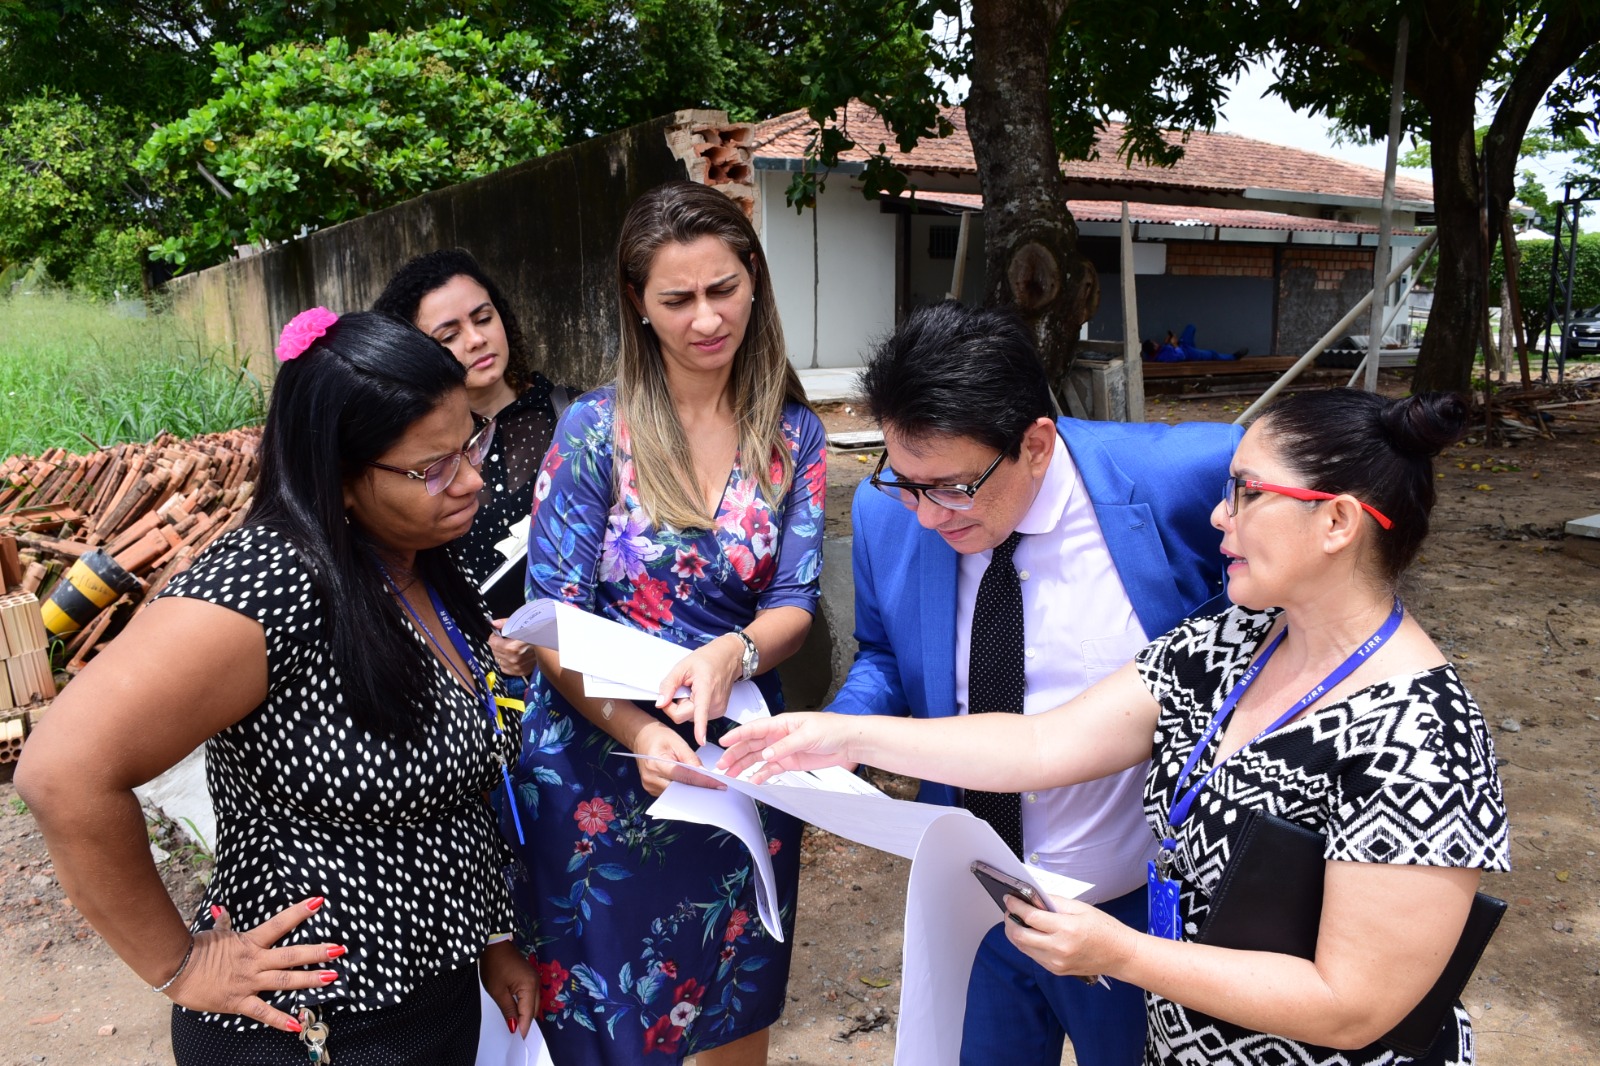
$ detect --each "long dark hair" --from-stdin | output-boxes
[1258,388,1468,583]
[248,311,491,739]
[373,248,534,392]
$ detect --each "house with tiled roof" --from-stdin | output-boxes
[745,101,1433,370]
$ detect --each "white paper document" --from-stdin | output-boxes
[646,747,785,942]
[627,744,897,940]
[893,815,1091,1066]
[474,982,556,1066]
[477,515,532,600]
[627,744,1096,1066]
[648,753,966,860]
[501,599,770,723]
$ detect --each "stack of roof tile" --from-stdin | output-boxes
[0,427,260,684]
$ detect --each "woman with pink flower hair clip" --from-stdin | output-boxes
[504,181,827,1066]
[19,310,540,1064]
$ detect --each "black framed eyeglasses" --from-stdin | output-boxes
[368,417,496,496]
[869,449,1006,512]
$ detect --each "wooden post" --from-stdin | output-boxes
[1120,202,1145,422]
[947,210,972,301]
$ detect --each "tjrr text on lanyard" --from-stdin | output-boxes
[1146,600,1404,940]
[385,571,527,846]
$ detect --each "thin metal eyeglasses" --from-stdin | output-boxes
[1223,475,1394,530]
[368,417,495,495]
[869,449,1006,511]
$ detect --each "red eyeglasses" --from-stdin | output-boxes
[1223,476,1394,530]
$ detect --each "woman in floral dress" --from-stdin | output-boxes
[505,182,826,1065]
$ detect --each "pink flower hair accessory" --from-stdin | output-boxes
[276,307,339,362]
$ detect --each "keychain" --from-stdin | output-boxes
[296,1007,332,1064]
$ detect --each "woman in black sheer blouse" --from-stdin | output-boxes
[375,250,574,677]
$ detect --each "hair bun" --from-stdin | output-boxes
[1381,392,1468,456]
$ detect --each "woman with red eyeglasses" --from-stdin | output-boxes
[722,388,1508,1066]
[17,310,539,1063]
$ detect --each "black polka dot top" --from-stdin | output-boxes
[156,526,519,1028]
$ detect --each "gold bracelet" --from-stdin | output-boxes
[151,935,195,994]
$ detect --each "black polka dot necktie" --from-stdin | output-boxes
[962,530,1026,858]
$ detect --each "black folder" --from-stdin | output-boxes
[1195,809,1505,1059]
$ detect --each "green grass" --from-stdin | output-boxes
[0,293,265,458]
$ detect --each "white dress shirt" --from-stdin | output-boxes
[954,433,1157,903]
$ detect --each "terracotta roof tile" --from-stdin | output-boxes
[754,101,1434,206]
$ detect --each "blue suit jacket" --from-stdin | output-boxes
[828,417,1242,805]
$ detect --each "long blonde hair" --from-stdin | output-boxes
[613,181,810,531]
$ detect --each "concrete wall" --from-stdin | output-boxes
[758,172,898,369]
[1088,274,1275,357]
[166,114,708,389]
[1274,246,1378,355]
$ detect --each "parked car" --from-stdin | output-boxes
[1566,305,1600,355]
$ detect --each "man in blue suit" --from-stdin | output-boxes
[827,302,1239,1066]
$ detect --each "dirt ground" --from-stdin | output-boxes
[3,371,1597,1065]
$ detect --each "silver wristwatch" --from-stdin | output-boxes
[732,629,759,681]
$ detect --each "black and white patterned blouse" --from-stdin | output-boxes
[1136,606,1510,1066]
[157,526,519,1028]
[455,376,558,613]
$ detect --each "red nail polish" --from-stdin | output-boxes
[327,945,347,959]
[319,970,338,985]
[210,904,223,921]
[286,1019,303,1034]
[306,896,325,913]
[507,1016,518,1033]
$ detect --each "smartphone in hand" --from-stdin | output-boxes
[970,860,1108,988]
[970,860,1054,928]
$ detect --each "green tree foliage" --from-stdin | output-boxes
[136,19,560,270]
[1398,124,1595,234]
[0,2,806,287]
[0,2,477,292]
[1492,234,1600,339]
[784,0,1600,394]
[537,0,817,138]
[0,93,154,294]
[779,0,1260,395]
[1262,0,1600,392]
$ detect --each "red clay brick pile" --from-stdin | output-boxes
[0,428,259,696]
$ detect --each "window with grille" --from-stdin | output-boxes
[928,224,960,260]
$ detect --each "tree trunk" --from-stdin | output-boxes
[966,0,1098,409]
[1480,3,1598,370]
[1412,0,1598,394]
[1414,90,1484,394]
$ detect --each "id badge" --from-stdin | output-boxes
[1147,858,1181,940]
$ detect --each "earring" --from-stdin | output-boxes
[641,316,650,325]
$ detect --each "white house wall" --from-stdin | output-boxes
[758,172,897,369]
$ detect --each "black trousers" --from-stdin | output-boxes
[170,965,479,1066]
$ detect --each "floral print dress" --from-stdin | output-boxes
[503,386,825,1063]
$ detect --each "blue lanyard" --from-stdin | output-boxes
[1161,600,1404,855]
[383,570,526,846]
